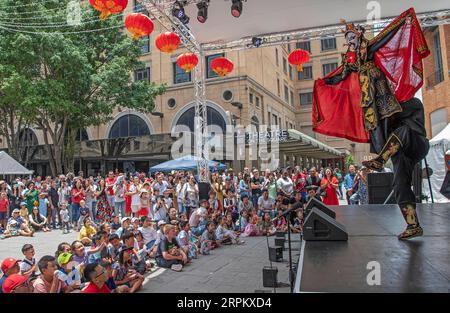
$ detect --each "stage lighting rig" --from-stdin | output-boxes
[252,37,264,47]
[197,0,210,23]
[172,0,190,25]
[231,0,246,18]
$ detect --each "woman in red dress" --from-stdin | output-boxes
[320,168,339,205]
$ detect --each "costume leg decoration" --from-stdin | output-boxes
[362,132,403,171]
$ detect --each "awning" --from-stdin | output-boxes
[279,129,345,159]
[0,151,34,175]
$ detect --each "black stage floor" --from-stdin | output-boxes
[296,203,450,293]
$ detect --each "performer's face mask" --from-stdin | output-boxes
[345,32,359,50]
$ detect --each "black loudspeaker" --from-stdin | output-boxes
[268,246,283,262]
[303,208,348,241]
[275,230,285,238]
[274,238,285,248]
[367,172,395,204]
[440,171,450,200]
[262,266,278,287]
[304,197,336,219]
[198,182,211,201]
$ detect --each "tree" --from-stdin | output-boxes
[0,0,165,175]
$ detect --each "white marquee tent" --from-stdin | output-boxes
[423,123,450,203]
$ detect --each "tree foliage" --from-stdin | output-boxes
[0,0,165,175]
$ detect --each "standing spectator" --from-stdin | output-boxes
[257,189,275,218]
[153,174,169,194]
[250,170,264,210]
[306,167,322,189]
[238,174,251,201]
[127,176,141,218]
[181,175,199,217]
[344,165,357,205]
[320,168,339,205]
[58,180,72,218]
[0,192,9,229]
[334,168,344,200]
[22,182,39,215]
[96,179,113,223]
[71,179,85,228]
[350,167,371,205]
[48,181,59,229]
[292,167,307,201]
[114,176,126,218]
[59,203,71,234]
[84,178,95,222]
[105,171,117,209]
[277,171,294,198]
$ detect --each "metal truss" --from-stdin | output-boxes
[201,9,450,53]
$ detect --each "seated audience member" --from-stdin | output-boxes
[116,217,131,239]
[155,224,187,272]
[99,222,111,234]
[215,216,242,245]
[200,221,221,255]
[112,247,144,293]
[55,252,82,292]
[2,274,32,293]
[29,206,50,232]
[20,244,38,278]
[290,210,304,234]
[166,207,181,225]
[0,258,21,293]
[177,221,198,259]
[111,214,121,233]
[108,233,123,262]
[131,217,140,230]
[100,260,129,293]
[223,189,238,220]
[261,212,277,236]
[189,200,208,236]
[138,216,157,251]
[55,242,71,259]
[3,209,33,238]
[241,211,261,237]
[121,231,146,274]
[71,241,90,265]
[78,218,97,246]
[238,195,253,213]
[33,255,70,293]
[237,209,249,233]
[87,232,110,264]
[82,263,111,293]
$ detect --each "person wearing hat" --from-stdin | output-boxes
[0,258,21,293]
[2,209,33,239]
[116,216,131,239]
[55,252,82,291]
[137,188,150,219]
[2,274,32,293]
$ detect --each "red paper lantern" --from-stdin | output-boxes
[176,53,199,72]
[155,32,180,54]
[89,0,128,20]
[288,49,310,71]
[210,57,234,77]
[125,13,154,40]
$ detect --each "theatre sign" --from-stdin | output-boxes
[243,129,289,144]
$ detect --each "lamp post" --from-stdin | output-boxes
[151,111,164,133]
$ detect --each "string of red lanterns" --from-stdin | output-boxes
[288,49,310,72]
[89,0,128,20]
[125,13,154,40]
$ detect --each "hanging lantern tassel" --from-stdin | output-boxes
[125,13,154,40]
[211,57,234,77]
[176,53,199,72]
[155,32,180,54]
[89,0,128,20]
[288,49,310,72]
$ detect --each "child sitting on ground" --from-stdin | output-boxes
[111,214,121,233]
[215,216,243,245]
[112,247,144,293]
[290,210,304,233]
[177,221,198,259]
[200,221,221,255]
[20,244,38,279]
[241,210,261,237]
[261,212,277,236]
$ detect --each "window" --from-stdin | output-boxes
[134,67,150,82]
[140,35,150,54]
[321,37,336,51]
[284,85,289,102]
[255,97,260,108]
[272,114,278,126]
[206,53,225,79]
[251,116,260,131]
[433,29,444,85]
[300,92,313,106]
[289,65,293,80]
[249,93,254,104]
[175,106,226,133]
[322,63,338,76]
[173,63,191,84]
[18,128,38,147]
[430,107,448,137]
[298,65,313,80]
[296,41,311,53]
[275,48,279,66]
[283,58,287,74]
[290,90,294,105]
[277,78,281,96]
[109,114,151,138]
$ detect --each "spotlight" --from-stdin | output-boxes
[252,37,264,48]
[172,1,190,25]
[197,0,209,23]
[231,0,243,18]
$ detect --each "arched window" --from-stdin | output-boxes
[430,107,448,137]
[18,128,38,146]
[251,116,260,131]
[109,114,151,139]
[65,128,89,142]
[176,106,226,132]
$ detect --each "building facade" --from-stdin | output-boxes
[1,1,374,176]
[422,24,450,139]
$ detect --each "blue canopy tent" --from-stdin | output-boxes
[149,155,227,173]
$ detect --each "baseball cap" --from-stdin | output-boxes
[1,258,20,273]
[131,217,138,223]
[157,220,167,227]
[20,202,26,207]
[2,274,29,293]
[121,217,131,224]
[57,252,73,266]
[12,209,20,214]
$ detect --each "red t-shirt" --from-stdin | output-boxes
[105,177,116,196]
[82,282,111,293]
[0,199,9,213]
[71,188,84,204]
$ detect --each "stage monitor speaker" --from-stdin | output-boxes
[440,171,450,200]
[274,238,285,248]
[367,172,395,204]
[198,182,211,201]
[275,230,285,238]
[268,246,283,262]
[262,266,278,287]
[303,208,348,241]
[304,197,336,219]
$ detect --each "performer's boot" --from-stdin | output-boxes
[398,203,423,240]
[363,133,402,171]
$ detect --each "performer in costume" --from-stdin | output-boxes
[312,8,430,240]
